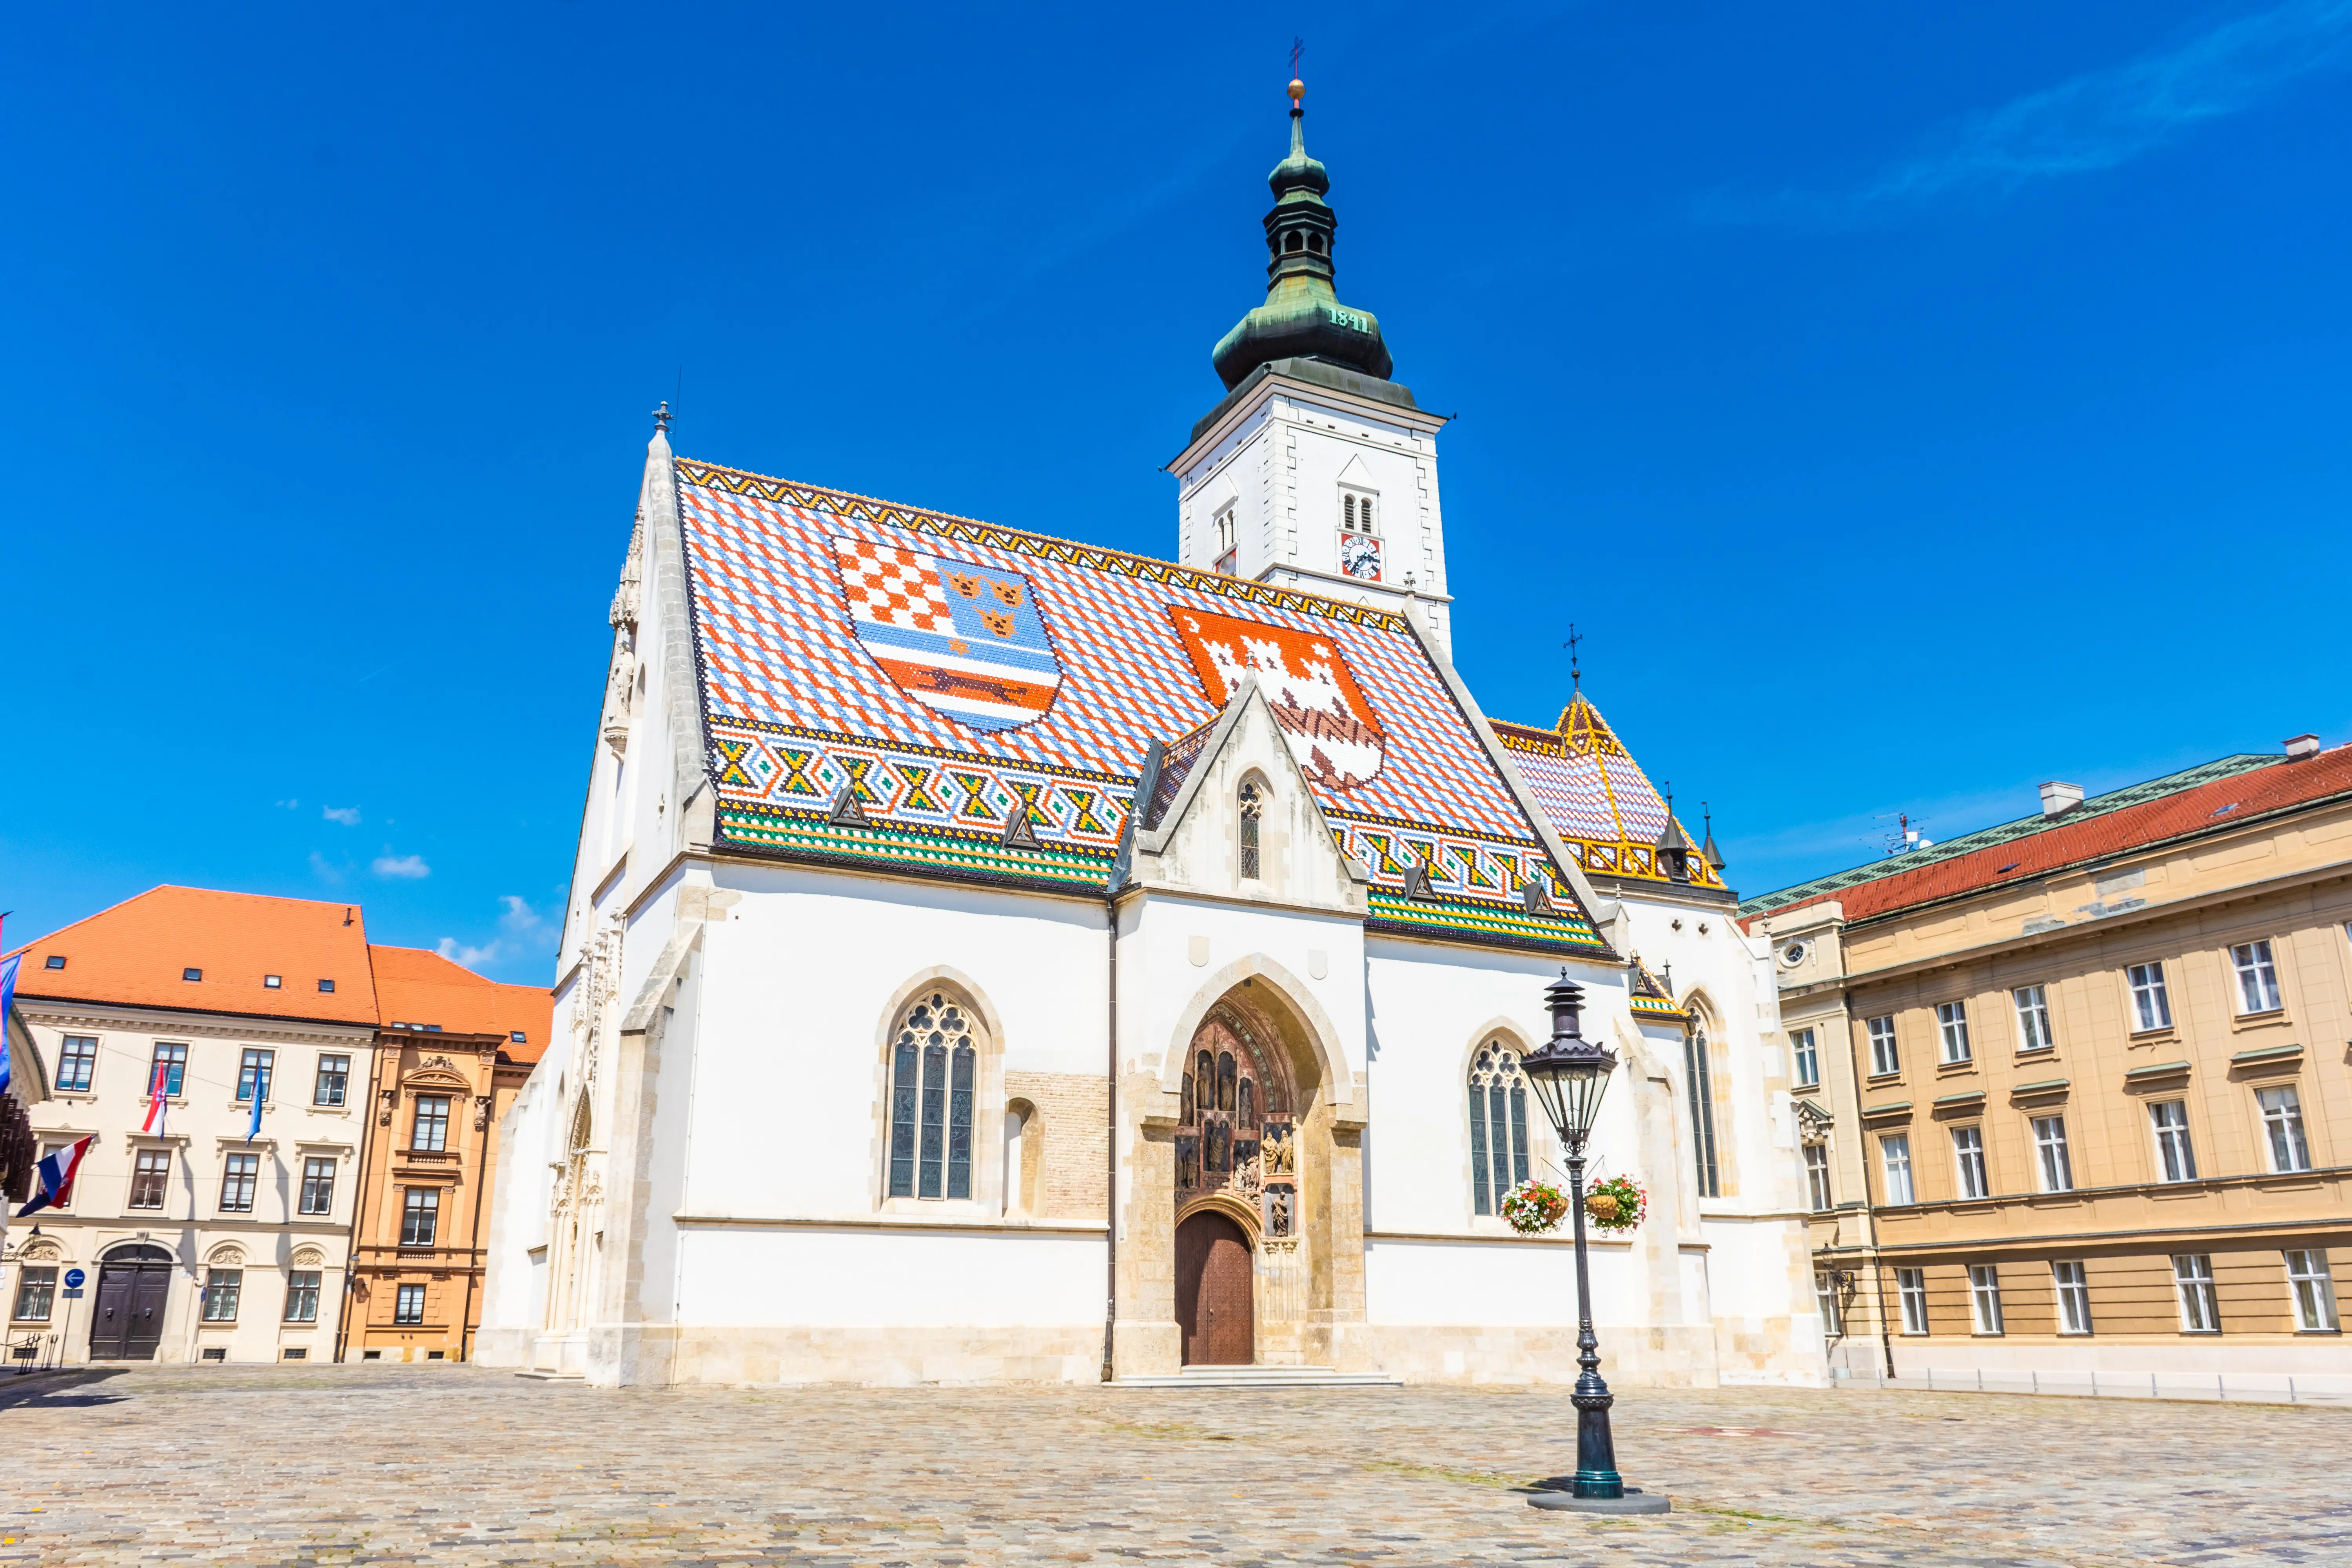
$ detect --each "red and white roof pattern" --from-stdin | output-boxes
[678,462,1541,844]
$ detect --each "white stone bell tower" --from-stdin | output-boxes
[1167,77,1454,656]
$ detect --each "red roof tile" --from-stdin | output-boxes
[7,886,379,1024]
[1749,744,2352,929]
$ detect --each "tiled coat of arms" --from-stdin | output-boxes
[1167,606,1386,789]
[834,538,1064,732]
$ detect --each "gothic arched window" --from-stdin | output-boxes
[1685,1026,1722,1199]
[1469,1042,1532,1216]
[1239,779,1264,880]
[888,993,976,1200]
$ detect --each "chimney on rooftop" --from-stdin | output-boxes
[2039,780,2085,817]
[2285,733,2320,762]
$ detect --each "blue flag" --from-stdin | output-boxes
[0,950,18,1100]
[245,1067,266,1144]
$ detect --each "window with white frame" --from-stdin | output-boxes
[201,1269,242,1323]
[394,1283,426,1327]
[2012,986,2055,1053]
[1935,1002,1972,1064]
[2052,1260,2093,1334]
[2150,1100,2197,1183]
[219,1152,258,1214]
[2258,1086,2312,1172]
[1212,503,1237,577]
[2285,1250,2339,1332]
[283,1270,321,1324]
[2173,1253,2220,1333]
[1337,488,1381,581]
[1814,1271,1842,1335]
[1879,1132,1915,1205]
[1896,1267,1929,1334]
[1791,1028,1819,1088]
[2231,940,2282,1014]
[236,1049,274,1103]
[401,1188,440,1247]
[1952,1125,1989,1200]
[1866,1015,1899,1076]
[2127,961,2172,1031]
[56,1035,97,1093]
[2032,1115,2074,1192]
[12,1267,57,1323]
[1968,1264,2004,1334]
[1804,1142,1832,1211]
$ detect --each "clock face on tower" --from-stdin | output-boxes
[1339,531,1382,581]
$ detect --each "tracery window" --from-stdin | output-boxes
[1685,1027,1722,1199]
[888,993,976,1200]
[1238,780,1263,880]
[1468,1042,1531,1216]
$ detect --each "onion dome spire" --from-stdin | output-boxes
[1210,76,1395,390]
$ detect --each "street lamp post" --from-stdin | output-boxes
[1517,971,1671,1515]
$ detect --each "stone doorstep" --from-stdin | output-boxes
[1115,1365,1403,1389]
[513,1370,587,1382]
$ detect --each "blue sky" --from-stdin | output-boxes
[4,3,2348,979]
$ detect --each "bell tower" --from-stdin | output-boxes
[1168,74,1454,655]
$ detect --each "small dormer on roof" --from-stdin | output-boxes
[1489,691,1729,895]
[1626,953,1688,1025]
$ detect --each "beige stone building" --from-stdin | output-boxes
[1745,736,2352,1392]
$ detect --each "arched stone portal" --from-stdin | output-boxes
[1123,970,1367,1376]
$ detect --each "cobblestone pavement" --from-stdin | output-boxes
[3,1364,2346,1566]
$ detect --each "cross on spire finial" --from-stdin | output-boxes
[1564,623,1583,693]
[652,400,673,434]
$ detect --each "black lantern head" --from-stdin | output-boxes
[1520,970,1618,1145]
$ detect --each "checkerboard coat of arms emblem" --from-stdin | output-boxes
[1167,606,1387,788]
[833,538,1063,731]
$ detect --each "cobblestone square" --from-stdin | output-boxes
[4,1365,2346,1566]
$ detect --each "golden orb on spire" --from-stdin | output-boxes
[1288,76,1304,103]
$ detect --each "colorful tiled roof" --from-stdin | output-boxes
[7,886,380,1024]
[368,946,553,1062]
[677,460,1603,954]
[1491,693,1727,894]
[1739,746,2352,928]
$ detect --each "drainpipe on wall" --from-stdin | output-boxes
[1101,895,1118,1384]
[334,1038,390,1366]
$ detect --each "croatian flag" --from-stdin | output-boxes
[141,1060,170,1138]
[18,1134,92,1218]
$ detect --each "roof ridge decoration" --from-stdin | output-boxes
[1738,751,2282,920]
[1490,691,1726,893]
[675,457,1607,956]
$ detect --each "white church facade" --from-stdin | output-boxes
[475,85,1829,1389]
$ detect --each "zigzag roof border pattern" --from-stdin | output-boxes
[678,459,1411,632]
[1737,753,2279,920]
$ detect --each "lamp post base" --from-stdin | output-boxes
[1528,1487,1672,1515]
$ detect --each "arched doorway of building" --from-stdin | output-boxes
[1174,1209,1254,1365]
[90,1243,174,1360]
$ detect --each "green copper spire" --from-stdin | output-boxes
[1210,77,1395,390]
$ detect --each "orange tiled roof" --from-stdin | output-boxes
[6,886,379,1024]
[367,945,552,1062]
[1743,743,2352,930]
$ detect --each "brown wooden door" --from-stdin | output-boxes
[91,1261,169,1360]
[1175,1210,1253,1366]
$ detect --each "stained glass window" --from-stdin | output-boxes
[1468,1043,1531,1216]
[1239,780,1263,880]
[887,994,978,1200]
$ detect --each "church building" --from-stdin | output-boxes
[476,81,1828,1388]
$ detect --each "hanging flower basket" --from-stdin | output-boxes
[1584,1173,1647,1234]
[1500,1178,1570,1235]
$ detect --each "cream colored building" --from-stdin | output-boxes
[1746,737,2352,1392]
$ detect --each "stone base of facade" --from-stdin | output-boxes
[512,1320,1766,1387]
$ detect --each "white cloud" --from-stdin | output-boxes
[1711,1,2352,221]
[433,896,561,974]
[277,798,301,810]
[322,805,361,826]
[371,850,430,879]
[307,851,347,884]
[1862,2,2352,207]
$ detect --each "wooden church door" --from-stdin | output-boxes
[1174,1210,1253,1366]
